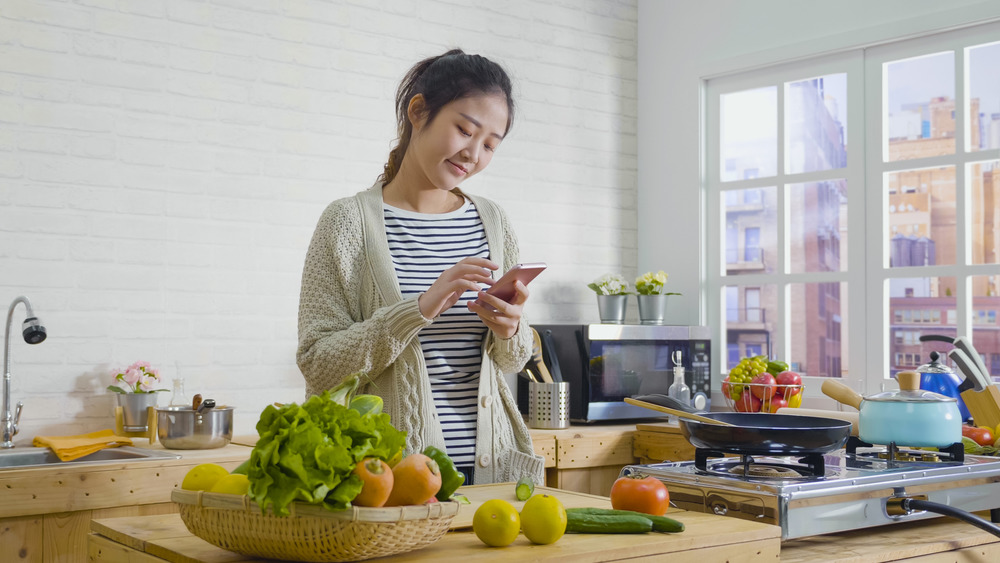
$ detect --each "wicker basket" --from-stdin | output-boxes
[171,489,459,562]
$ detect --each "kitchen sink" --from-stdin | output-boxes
[0,446,180,470]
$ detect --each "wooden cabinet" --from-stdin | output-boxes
[631,422,696,464]
[528,423,644,497]
[0,441,251,563]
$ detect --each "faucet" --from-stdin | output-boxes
[3,296,47,448]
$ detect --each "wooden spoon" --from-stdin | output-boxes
[624,397,733,426]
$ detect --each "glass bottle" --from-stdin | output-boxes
[668,365,691,406]
[169,378,186,407]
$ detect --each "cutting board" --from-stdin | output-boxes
[451,483,612,529]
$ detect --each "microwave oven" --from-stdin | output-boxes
[518,324,712,423]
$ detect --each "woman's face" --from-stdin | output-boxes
[407,93,509,191]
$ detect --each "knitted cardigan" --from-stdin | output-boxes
[296,182,544,484]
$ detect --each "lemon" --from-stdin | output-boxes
[181,463,230,491]
[209,473,250,495]
[519,494,567,545]
[473,499,520,547]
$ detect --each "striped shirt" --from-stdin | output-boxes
[384,200,489,466]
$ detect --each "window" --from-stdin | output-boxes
[707,21,1000,394]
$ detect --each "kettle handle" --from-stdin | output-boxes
[919,334,955,344]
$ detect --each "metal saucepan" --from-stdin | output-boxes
[822,371,961,447]
[628,393,850,455]
[156,402,234,449]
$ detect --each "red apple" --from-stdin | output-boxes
[721,375,734,397]
[767,396,789,413]
[750,373,777,401]
[776,371,802,398]
[734,389,762,412]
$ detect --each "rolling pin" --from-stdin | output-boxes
[775,408,859,436]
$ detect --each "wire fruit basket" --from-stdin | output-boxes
[172,489,459,562]
[722,383,804,413]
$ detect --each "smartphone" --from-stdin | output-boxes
[479,262,547,304]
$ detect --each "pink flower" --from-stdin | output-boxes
[138,374,158,392]
[122,367,142,386]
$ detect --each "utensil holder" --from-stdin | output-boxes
[528,381,570,429]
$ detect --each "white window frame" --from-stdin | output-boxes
[705,20,1000,399]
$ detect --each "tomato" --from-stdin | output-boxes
[962,425,994,447]
[734,389,762,412]
[384,453,442,506]
[609,475,670,516]
[750,373,777,400]
[352,457,394,507]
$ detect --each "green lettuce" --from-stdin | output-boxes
[246,390,406,516]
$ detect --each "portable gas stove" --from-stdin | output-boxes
[621,437,1000,540]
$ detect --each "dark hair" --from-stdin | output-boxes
[379,49,515,185]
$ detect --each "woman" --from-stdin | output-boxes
[296,49,544,486]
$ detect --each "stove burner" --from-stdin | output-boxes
[845,436,965,465]
[695,448,827,478]
[727,464,803,478]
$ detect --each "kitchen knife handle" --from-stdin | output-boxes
[954,336,993,386]
[919,334,955,344]
[541,330,563,383]
[949,348,987,392]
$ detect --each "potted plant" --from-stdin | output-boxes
[588,274,631,324]
[635,270,681,325]
[108,361,168,431]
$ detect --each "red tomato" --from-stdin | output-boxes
[610,476,670,516]
[734,389,762,412]
[750,373,777,400]
[962,425,994,447]
[776,371,803,398]
[767,396,789,413]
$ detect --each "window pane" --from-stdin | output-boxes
[789,282,847,378]
[972,274,1000,381]
[789,180,847,273]
[970,160,1000,264]
[723,186,776,274]
[724,284,777,369]
[886,51,955,161]
[886,166,955,267]
[888,277,957,377]
[721,87,777,181]
[785,74,847,174]
[967,41,1000,152]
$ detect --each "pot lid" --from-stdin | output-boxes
[866,388,957,403]
[867,370,957,403]
[915,351,954,374]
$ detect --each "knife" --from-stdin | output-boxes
[954,336,994,386]
[951,348,988,393]
[541,330,563,383]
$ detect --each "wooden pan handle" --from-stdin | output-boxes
[624,397,733,426]
[821,380,863,411]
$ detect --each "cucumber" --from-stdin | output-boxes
[565,511,653,534]
[515,475,535,501]
[566,508,685,533]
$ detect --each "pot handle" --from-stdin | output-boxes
[821,379,863,411]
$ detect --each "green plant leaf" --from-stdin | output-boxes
[106,385,128,394]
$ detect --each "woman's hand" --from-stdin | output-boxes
[418,257,497,319]
[468,279,528,340]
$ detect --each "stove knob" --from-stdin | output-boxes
[711,503,728,516]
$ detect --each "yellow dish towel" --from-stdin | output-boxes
[33,429,133,462]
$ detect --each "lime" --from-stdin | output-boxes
[181,463,230,491]
[519,494,567,545]
[208,473,250,495]
[473,499,520,547]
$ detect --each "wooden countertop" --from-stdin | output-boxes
[0,440,252,519]
[89,483,782,562]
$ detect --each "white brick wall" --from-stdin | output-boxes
[0,0,637,441]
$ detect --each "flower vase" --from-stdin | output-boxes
[637,294,669,325]
[117,393,159,432]
[596,294,628,324]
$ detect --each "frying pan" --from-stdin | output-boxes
[630,394,851,455]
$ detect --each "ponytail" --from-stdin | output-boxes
[378,49,515,185]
